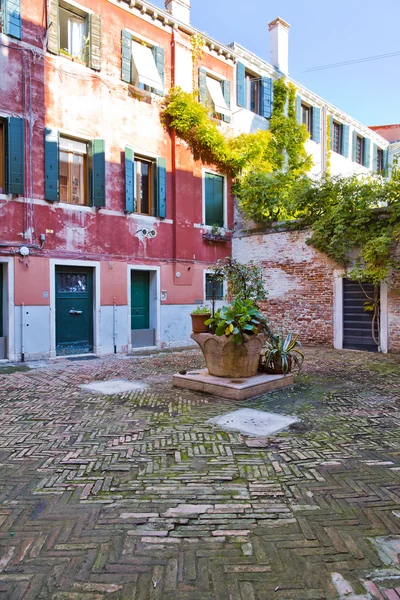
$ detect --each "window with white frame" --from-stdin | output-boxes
[59,136,88,206]
[205,273,224,301]
[59,4,87,61]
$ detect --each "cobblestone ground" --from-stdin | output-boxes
[1,348,400,600]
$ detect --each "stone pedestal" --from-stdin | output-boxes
[173,369,294,400]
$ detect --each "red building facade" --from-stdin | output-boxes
[0,0,236,359]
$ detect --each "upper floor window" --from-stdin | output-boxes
[124,148,167,218]
[135,157,154,216]
[332,122,342,154]
[0,117,24,196]
[204,172,225,228]
[0,120,4,195]
[377,148,384,173]
[236,62,272,119]
[121,31,164,96]
[44,129,105,207]
[59,137,88,206]
[59,5,87,62]
[48,1,102,71]
[301,104,311,134]
[355,135,364,165]
[246,72,260,114]
[198,68,231,122]
[0,0,22,39]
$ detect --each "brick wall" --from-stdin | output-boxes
[233,229,337,345]
[233,228,400,352]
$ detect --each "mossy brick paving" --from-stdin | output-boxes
[0,348,400,599]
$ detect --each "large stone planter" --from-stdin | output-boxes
[191,332,265,378]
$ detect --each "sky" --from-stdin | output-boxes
[150,0,400,126]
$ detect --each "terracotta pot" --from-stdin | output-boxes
[191,332,265,378]
[267,355,293,375]
[190,313,211,333]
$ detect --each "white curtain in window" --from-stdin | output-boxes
[68,16,85,58]
[131,41,164,93]
[206,76,230,116]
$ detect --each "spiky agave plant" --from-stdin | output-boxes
[262,331,304,374]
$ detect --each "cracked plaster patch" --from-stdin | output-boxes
[208,408,299,437]
[80,379,148,395]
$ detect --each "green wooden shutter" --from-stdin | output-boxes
[205,173,223,227]
[373,144,378,172]
[382,149,389,175]
[352,130,358,162]
[47,0,59,55]
[259,77,272,119]
[221,79,231,123]
[121,30,132,83]
[44,128,59,202]
[4,0,22,39]
[125,147,135,213]
[91,139,105,207]
[152,46,165,96]
[7,117,24,195]
[329,116,334,150]
[363,138,371,168]
[311,107,321,143]
[156,157,167,219]
[236,62,245,108]
[296,95,302,124]
[198,67,207,104]
[89,13,101,71]
[341,124,350,157]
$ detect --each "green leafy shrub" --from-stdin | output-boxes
[205,299,263,345]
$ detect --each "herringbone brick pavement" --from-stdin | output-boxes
[0,348,400,599]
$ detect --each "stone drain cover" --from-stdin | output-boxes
[80,379,148,395]
[208,408,299,436]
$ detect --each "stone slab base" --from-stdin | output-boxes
[172,369,294,400]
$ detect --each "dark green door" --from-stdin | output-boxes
[131,271,150,330]
[56,267,93,355]
[205,173,224,227]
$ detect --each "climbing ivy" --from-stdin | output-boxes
[295,166,400,284]
[161,78,400,284]
[161,78,312,218]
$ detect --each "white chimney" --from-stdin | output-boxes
[268,17,290,76]
[165,0,191,25]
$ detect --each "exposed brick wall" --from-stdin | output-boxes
[233,229,338,346]
[234,229,400,352]
[388,270,400,352]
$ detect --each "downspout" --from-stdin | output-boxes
[171,30,177,261]
[113,297,117,354]
[21,303,25,362]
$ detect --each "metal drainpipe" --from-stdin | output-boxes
[21,303,25,362]
[171,31,177,261]
[113,298,117,354]
[321,104,328,176]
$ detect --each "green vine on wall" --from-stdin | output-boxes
[161,78,312,220]
[161,79,400,284]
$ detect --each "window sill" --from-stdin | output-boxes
[59,51,88,67]
[128,85,153,104]
[202,232,232,243]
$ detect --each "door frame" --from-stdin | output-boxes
[50,259,100,358]
[127,265,161,351]
[0,257,15,361]
[333,270,389,353]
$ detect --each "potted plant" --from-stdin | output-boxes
[190,305,212,333]
[260,331,304,375]
[191,299,265,377]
